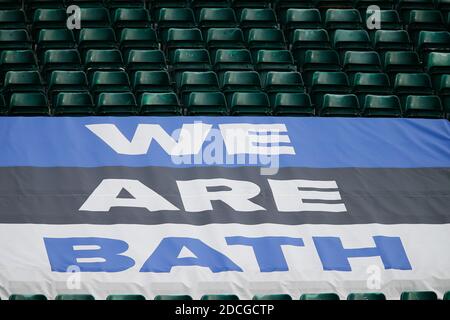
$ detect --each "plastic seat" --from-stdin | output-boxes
[84,49,124,76]
[220,71,262,96]
[300,293,340,300]
[3,71,44,97]
[78,28,117,56]
[353,72,392,104]
[324,9,362,30]
[291,29,331,61]
[253,294,292,300]
[106,295,146,300]
[53,92,95,116]
[206,28,246,52]
[263,71,304,94]
[383,51,422,77]
[403,95,443,118]
[394,73,433,101]
[347,293,386,300]
[179,71,220,103]
[319,93,360,116]
[156,8,195,36]
[119,28,159,53]
[198,8,238,30]
[139,92,182,115]
[239,8,277,30]
[406,10,446,35]
[9,295,47,300]
[132,70,173,94]
[333,30,372,57]
[55,295,95,300]
[113,8,151,30]
[213,49,254,75]
[42,49,82,78]
[163,28,205,58]
[78,7,110,28]
[0,50,37,76]
[0,9,26,29]
[0,29,31,51]
[310,71,350,105]
[153,295,192,300]
[366,10,402,41]
[426,52,450,79]
[343,51,381,74]
[171,49,212,78]
[48,70,89,98]
[300,49,340,85]
[96,92,137,115]
[247,28,286,52]
[186,91,228,115]
[271,92,314,116]
[362,94,402,117]
[200,294,240,300]
[282,9,322,36]
[8,92,49,115]
[254,49,296,73]
[417,31,450,58]
[90,71,131,95]
[373,30,412,53]
[36,29,75,55]
[400,291,438,300]
[125,49,166,72]
[397,0,435,20]
[229,91,271,115]
[32,9,66,37]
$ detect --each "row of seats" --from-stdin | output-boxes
[3,290,450,300]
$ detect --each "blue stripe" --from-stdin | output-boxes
[0,117,449,168]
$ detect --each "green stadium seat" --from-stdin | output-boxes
[373,30,412,53]
[36,29,76,56]
[3,71,44,97]
[163,28,205,58]
[426,52,450,84]
[310,71,351,105]
[186,91,228,115]
[353,72,392,105]
[213,49,254,74]
[139,92,182,116]
[324,9,362,30]
[154,295,193,300]
[132,70,173,94]
[403,95,443,118]
[254,49,296,73]
[42,49,82,78]
[397,0,435,20]
[400,291,438,300]
[171,49,212,81]
[113,8,152,30]
[263,71,304,94]
[84,49,124,76]
[8,92,49,115]
[394,73,433,101]
[417,31,450,58]
[300,50,340,85]
[299,293,340,300]
[291,29,331,61]
[383,51,422,77]
[0,50,37,76]
[362,95,402,117]
[406,10,446,37]
[220,71,262,96]
[229,91,271,115]
[198,8,238,31]
[253,294,292,300]
[347,293,386,300]
[444,291,450,300]
[53,92,95,116]
[201,294,240,300]
[125,49,166,72]
[48,71,89,98]
[105,0,145,8]
[319,93,360,117]
[332,30,372,57]
[282,9,322,36]
[365,10,402,40]
[106,295,146,300]
[271,92,314,116]
[96,92,137,115]
[55,294,95,300]
[78,28,118,56]
[207,28,246,52]
[32,9,66,35]
[355,0,394,10]
[343,51,382,74]
[239,8,278,30]
[0,9,26,29]
[9,294,47,300]
[247,28,286,52]
[179,71,220,103]
[230,0,270,9]
[78,7,110,28]
[0,29,31,51]
[26,0,64,16]
[119,28,159,53]
[90,71,131,95]
[156,8,195,35]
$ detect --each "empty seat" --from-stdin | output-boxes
[3,71,44,96]
[373,30,412,53]
[300,49,340,85]
[36,29,76,55]
[291,29,331,60]
[0,50,37,76]
[310,71,350,105]
[179,71,220,103]
[78,7,110,28]
[125,49,166,72]
[239,8,277,30]
[398,0,435,20]
[362,95,402,117]
[353,72,392,103]
[417,31,450,58]
[48,70,89,98]
[119,28,159,53]
[254,49,296,73]
[394,73,433,100]
[106,295,146,300]
[90,71,131,95]
[156,8,195,35]
[347,293,386,300]
[163,28,204,58]
[271,92,314,116]
[247,28,286,52]
[53,92,95,116]
[213,49,254,74]
[324,9,362,30]
[282,9,322,36]
[263,71,304,93]
[426,52,450,86]
[139,92,182,115]
[78,28,117,56]
[186,91,228,115]
[113,8,151,30]
[32,9,66,34]
[0,9,26,29]
[343,51,382,74]
[153,295,193,300]
[300,293,340,300]
[220,71,262,95]
[55,295,95,300]
[171,49,212,78]
[383,51,422,76]
[84,49,124,76]
[319,93,360,117]
[400,291,438,300]
[406,10,446,36]
[42,49,82,77]
[0,29,31,51]
[333,29,372,56]
[200,294,240,300]
[403,95,443,118]
[229,91,271,115]
[132,70,173,94]
[8,92,49,115]
[9,295,47,300]
[206,28,246,51]
[198,8,238,30]
[253,294,292,300]
[96,92,137,115]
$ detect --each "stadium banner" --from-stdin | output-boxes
[0,117,449,300]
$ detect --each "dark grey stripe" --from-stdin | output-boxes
[0,166,449,225]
